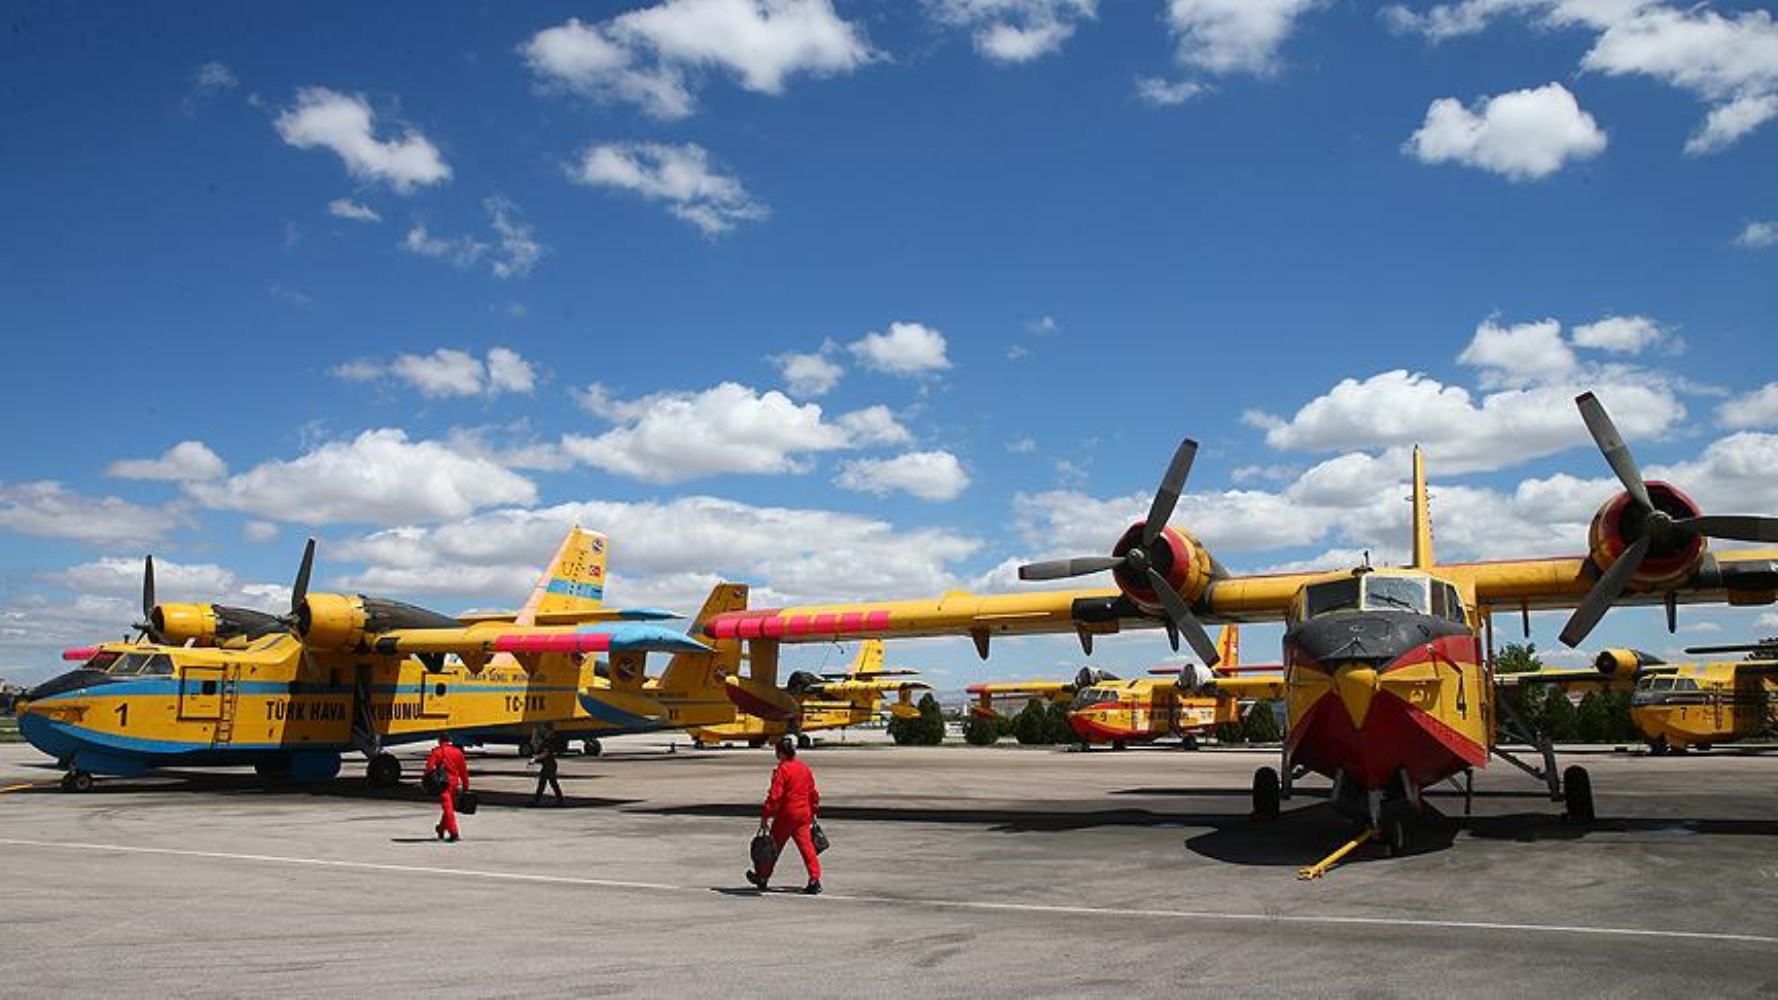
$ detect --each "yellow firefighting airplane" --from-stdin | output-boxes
[700,393,1778,876]
[688,639,929,748]
[1514,640,1778,752]
[969,627,1283,749]
[15,527,714,790]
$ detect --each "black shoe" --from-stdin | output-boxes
[803,880,822,895]
[447,833,459,842]
[435,825,445,840]
[745,870,766,889]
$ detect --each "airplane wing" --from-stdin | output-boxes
[1208,675,1287,701]
[367,621,711,660]
[457,607,682,625]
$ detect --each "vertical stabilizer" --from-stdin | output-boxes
[1411,446,1435,570]
[657,583,750,695]
[1215,625,1239,670]
[849,639,886,677]
[516,527,609,625]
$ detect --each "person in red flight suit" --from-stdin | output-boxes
[747,736,822,894]
[426,734,471,842]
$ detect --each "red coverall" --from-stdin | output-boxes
[758,757,820,881]
[426,743,471,839]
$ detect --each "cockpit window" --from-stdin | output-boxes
[1676,678,1699,692]
[1651,677,1674,692]
[83,650,121,672]
[1073,688,1116,708]
[108,653,154,675]
[1364,576,1430,614]
[1431,582,1467,624]
[1302,578,1361,619]
[142,654,174,676]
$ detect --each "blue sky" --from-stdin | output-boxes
[3,1,1776,688]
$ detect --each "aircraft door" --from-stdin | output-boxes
[179,665,225,720]
[420,673,452,718]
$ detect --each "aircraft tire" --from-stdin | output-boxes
[1647,738,1668,756]
[1111,739,1127,751]
[1251,767,1281,821]
[367,753,402,789]
[1178,735,1199,751]
[1562,765,1595,824]
[748,738,766,749]
[1382,817,1408,857]
[61,770,93,793]
[796,733,812,750]
[516,740,535,759]
[584,739,602,757]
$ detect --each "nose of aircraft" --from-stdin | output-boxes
[1333,665,1380,730]
[21,668,114,703]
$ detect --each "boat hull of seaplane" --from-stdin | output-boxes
[1284,612,1489,811]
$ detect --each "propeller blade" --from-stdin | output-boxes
[1558,534,1651,648]
[291,538,316,613]
[1677,514,1778,544]
[1144,567,1221,666]
[1019,556,1123,581]
[1576,392,1652,512]
[1143,439,1198,545]
[142,555,156,620]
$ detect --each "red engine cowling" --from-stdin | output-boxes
[1109,521,1214,617]
[1586,481,1706,590]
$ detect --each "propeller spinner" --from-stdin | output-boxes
[1559,392,1778,647]
[1019,439,1222,666]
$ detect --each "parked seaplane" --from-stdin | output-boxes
[699,393,1778,876]
[15,527,714,790]
[691,639,930,748]
[968,627,1283,749]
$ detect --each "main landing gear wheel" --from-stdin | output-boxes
[748,738,767,749]
[1251,767,1281,821]
[1563,765,1595,824]
[1111,739,1128,751]
[1381,817,1408,858]
[796,733,812,750]
[584,738,602,757]
[516,740,535,759]
[60,770,94,793]
[367,753,402,789]
[1177,735,1199,751]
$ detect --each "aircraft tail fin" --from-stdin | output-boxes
[1411,446,1434,570]
[849,639,885,677]
[656,583,749,695]
[516,527,609,626]
[1215,625,1239,671]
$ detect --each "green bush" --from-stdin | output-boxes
[1576,690,1613,742]
[962,713,1001,746]
[1543,689,1580,741]
[1044,700,1075,744]
[1214,721,1246,745]
[1243,701,1282,743]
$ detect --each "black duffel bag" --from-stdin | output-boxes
[454,788,479,815]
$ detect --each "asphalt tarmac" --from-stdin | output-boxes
[2,734,1776,998]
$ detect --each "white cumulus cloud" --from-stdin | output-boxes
[186,429,537,526]
[0,482,185,547]
[848,321,952,376]
[274,87,451,193]
[836,451,971,501]
[1718,383,1778,430]
[1162,0,1326,76]
[1733,220,1777,249]
[1571,314,1673,353]
[522,1,873,120]
[106,441,228,482]
[772,349,844,397]
[570,142,768,235]
[331,347,538,398]
[563,382,910,483]
[1405,82,1607,180]
[1456,317,1576,387]
[926,0,1098,63]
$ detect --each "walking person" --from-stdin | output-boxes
[529,740,564,807]
[425,734,471,842]
[746,736,822,894]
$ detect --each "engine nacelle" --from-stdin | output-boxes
[150,603,280,647]
[297,594,461,651]
[1594,649,1664,680]
[1587,481,1706,590]
[152,603,220,646]
[1109,522,1215,618]
[1175,662,1217,692]
[1073,667,1120,689]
